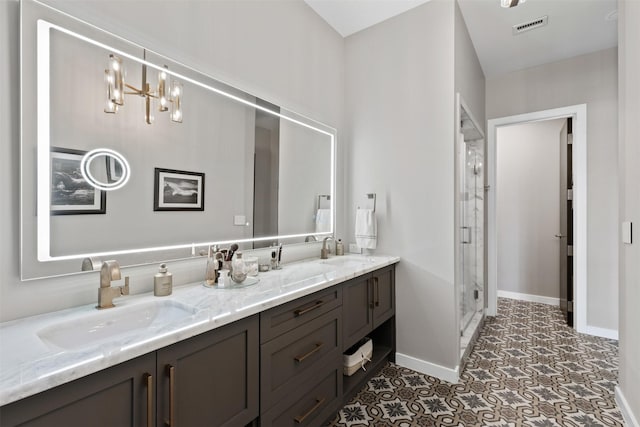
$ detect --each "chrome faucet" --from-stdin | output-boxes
[321,237,334,259]
[97,260,130,309]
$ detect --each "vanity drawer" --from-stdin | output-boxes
[260,368,341,427]
[260,286,341,343]
[261,308,341,409]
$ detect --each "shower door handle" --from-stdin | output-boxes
[461,227,472,244]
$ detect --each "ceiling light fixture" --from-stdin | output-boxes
[104,49,183,124]
[501,0,526,8]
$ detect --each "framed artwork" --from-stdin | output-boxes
[154,168,205,211]
[50,147,106,215]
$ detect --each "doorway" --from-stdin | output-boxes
[487,104,587,333]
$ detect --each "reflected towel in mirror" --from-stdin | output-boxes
[355,209,377,249]
[315,209,332,233]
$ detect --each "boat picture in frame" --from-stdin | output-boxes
[153,167,205,212]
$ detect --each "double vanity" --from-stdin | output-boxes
[0,254,399,427]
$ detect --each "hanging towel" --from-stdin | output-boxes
[315,209,332,233]
[355,209,377,250]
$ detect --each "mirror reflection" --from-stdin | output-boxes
[21,4,334,280]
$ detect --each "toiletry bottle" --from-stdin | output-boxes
[218,269,230,288]
[154,263,173,296]
[205,246,219,286]
[231,252,247,283]
[336,239,345,256]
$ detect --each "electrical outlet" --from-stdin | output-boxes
[348,243,360,254]
[234,215,246,226]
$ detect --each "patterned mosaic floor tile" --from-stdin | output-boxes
[328,298,623,426]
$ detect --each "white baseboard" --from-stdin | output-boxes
[497,290,559,306]
[584,325,619,340]
[395,352,459,384]
[616,386,640,427]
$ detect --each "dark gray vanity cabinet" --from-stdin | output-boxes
[341,265,396,399]
[259,287,343,427]
[342,265,395,351]
[0,315,259,427]
[0,352,156,427]
[155,315,259,427]
[1,263,397,427]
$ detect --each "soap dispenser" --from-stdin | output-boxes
[154,263,173,296]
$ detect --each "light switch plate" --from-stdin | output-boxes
[234,215,246,226]
[348,243,360,254]
[622,221,632,244]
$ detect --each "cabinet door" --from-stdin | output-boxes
[342,274,373,351]
[0,353,155,427]
[372,265,395,329]
[156,315,258,427]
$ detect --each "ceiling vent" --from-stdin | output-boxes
[512,15,548,35]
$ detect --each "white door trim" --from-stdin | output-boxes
[487,104,587,334]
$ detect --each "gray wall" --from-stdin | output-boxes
[486,48,619,332]
[496,119,565,299]
[346,0,485,375]
[618,0,640,421]
[454,2,486,135]
[0,0,345,322]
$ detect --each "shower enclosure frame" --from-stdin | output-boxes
[455,93,486,366]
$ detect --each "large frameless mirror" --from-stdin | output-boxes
[21,0,335,280]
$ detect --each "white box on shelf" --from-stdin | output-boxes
[343,337,373,377]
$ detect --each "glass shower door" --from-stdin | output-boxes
[460,135,484,337]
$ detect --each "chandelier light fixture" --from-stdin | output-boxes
[104,50,183,124]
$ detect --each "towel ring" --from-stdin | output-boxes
[357,193,376,212]
[317,194,330,210]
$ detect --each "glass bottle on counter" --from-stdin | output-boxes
[231,252,247,283]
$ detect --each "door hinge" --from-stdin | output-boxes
[474,289,479,300]
[568,134,573,145]
[567,189,573,200]
[568,301,574,313]
[568,245,574,256]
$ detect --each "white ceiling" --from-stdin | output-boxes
[304,0,432,37]
[304,0,618,78]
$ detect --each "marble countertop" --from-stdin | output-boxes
[0,254,399,406]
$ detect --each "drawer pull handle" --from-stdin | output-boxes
[294,300,325,317]
[374,277,380,307]
[165,365,175,427]
[294,397,326,424]
[294,342,324,363]
[144,373,153,427]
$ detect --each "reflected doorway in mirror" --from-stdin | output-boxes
[50,147,106,215]
[153,168,205,211]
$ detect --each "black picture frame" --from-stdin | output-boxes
[50,147,106,215]
[153,168,205,211]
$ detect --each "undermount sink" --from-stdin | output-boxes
[280,262,335,285]
[37,300,199,351]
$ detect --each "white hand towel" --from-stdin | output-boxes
[315,209,332,233]
[355,209,377,250]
